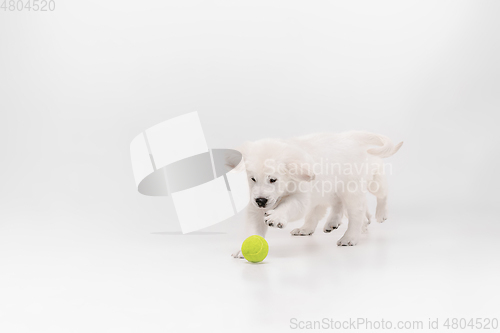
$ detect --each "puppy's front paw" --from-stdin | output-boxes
[290,228,314,236]
[264,210,287,229]
[231,249,245,259]
[336,232,359,246]
[323,220,341,233]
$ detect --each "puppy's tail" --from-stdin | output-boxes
[350,131,403,158]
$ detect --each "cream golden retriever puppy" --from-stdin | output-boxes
[229,131,402,258]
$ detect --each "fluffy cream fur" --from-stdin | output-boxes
[230,131,402,258]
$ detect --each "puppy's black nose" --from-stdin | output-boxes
[255,197,268,208]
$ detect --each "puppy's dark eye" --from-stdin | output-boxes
[251,177,256,182]
[270,178,277,183]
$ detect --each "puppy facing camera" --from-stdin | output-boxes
[231,131,402,258]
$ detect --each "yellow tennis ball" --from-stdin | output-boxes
[241,235,269,263]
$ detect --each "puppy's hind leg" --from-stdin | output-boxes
[323,195,343,233]
[291,205,328,236]
[368,172,388,223]
[362,209,373,233]
[337,191,366,246]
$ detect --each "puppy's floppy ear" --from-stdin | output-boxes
[284,147,315,182]
[225,141,251,172]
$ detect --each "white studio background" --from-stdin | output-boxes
[1,1,499,333]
